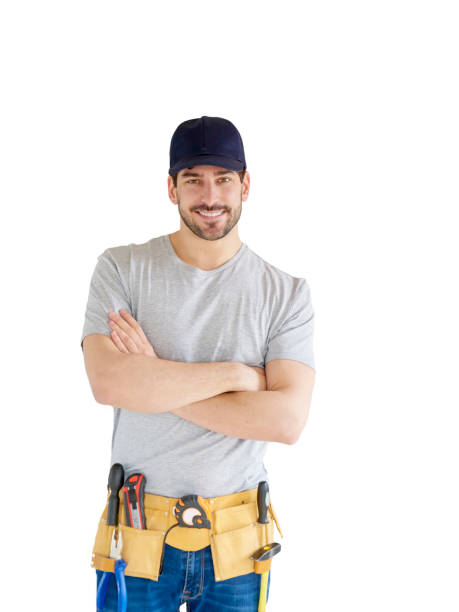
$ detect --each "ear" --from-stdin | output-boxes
[168,175,178,205]
[241,171,250,202]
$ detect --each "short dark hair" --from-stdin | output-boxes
[171,169,246,188]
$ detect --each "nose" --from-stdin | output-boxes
[200,180,220,207]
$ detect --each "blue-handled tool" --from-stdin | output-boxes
[97,463,127,612]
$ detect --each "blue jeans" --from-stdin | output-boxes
[96,543,271,611]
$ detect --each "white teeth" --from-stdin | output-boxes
[197,211,224,217]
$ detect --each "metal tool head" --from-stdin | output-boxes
[250,542,281,562]
[109,527,123,560]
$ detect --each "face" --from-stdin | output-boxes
[168,165,250,241]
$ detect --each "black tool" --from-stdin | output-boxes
[97,463,127,612]
[123,473,147,529]
[107,463,125,526]
[257,481,270,524]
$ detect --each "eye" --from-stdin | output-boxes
[220,177,231,182]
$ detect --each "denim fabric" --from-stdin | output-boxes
[96,543,271,611]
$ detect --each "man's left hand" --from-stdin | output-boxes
[108,310,157,357]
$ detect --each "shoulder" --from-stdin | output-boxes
[100,235,166,267]
[245,246,310,299]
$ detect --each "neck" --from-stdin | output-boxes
[168,227,243,271]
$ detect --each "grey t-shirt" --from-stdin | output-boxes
[80,234,315,497]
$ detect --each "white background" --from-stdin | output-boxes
[1,1,458,610]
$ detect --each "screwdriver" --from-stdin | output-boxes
[107,463,125,526]
[97,463,127,612]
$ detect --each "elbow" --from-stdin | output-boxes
[282,425,305,445]
[91,366,121,406]
[83,368,111,405]
[282,431,301,446]
[281,405,310,445]
[90,353,131,407]
[92,377,113,405]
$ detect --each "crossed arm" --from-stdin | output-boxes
[172,365,314,444]
[83,310,315,445]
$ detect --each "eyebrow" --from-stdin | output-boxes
[180,169,235,178]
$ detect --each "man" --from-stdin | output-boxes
[81,116,315,611]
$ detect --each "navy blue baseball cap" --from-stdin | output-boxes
[168,116,247,175]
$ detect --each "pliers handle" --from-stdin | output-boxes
[96,559,127,612]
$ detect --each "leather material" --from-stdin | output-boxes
[91,487,283,582]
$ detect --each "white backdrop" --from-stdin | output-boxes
[1,1,458,610]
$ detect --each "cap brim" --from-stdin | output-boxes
[169,154,245,175]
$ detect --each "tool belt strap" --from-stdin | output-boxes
[110,486,283,549]
[92,486,283,582]
[92,554,116,573]
[144,487,282,549]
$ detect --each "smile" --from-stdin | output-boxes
[195,210,226,219]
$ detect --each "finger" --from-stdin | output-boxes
[114,327,140,353]
[108,312,143,345]
[119,310,150,345]
[110,330,129,354]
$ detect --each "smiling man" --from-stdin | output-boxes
[80,116,316,611]
[174,166,244,241]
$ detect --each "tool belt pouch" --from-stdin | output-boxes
[91,489,281,583]
[91,495,166,581]
[210,499,276,582]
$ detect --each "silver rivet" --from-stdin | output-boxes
[164,511,168,515]
[162,531,166,535]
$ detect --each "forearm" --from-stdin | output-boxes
[99,353,250,414]
[173,389,300,444]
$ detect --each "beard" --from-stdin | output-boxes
[177,196,242,241]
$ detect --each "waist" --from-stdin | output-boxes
[111,458,268,500]
[115,486,262,551]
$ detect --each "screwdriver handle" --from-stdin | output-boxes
[107,463,125,526]
[257,481,270,524]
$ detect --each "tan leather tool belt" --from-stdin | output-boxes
[92,486,283,582]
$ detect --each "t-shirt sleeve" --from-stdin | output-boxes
[264,278,315,370]
[80,249,132,350]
